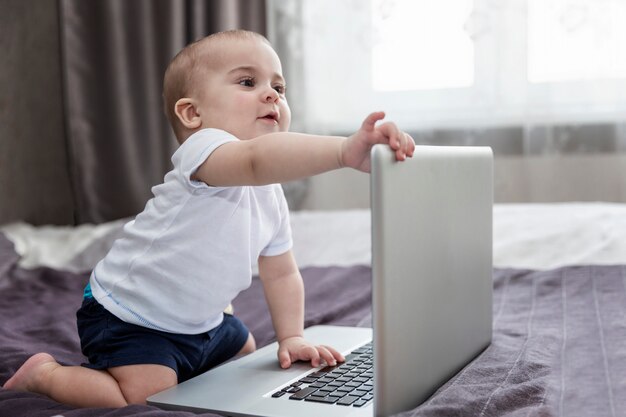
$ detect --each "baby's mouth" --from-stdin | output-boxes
[259,112,279,124]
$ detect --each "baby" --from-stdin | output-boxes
[3,29,414,408]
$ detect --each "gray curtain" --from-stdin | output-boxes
[59,0,267,224]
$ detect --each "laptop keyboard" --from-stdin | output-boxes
[270,342,373,407]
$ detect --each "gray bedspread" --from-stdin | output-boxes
[1,232,625,417]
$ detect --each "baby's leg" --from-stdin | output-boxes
[237,332,257,356]
[3,353,127,407]
[3,353,177,407]
[108,363,177,404]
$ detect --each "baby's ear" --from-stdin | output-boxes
[174,98,202,130]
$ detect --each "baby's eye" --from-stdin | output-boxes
[273,85,286,95]
[239,78,255,87]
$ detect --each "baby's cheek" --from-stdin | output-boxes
[280,105,292,131]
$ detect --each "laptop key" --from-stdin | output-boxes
[331,390,348,398]
[289,386,318,400]
[271,391,286,398]
[353,399,370,407]
[336,395,359,406]
[305,395,338,404]
[351,389,369,397]
[317,388,335,395]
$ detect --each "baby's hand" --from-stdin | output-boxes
[277,336,345,369]
[341,111,415,173]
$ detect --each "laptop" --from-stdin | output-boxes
[148,144,494,417]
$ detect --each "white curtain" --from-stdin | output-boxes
[267,0,626,155]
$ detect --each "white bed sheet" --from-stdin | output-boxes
[290,203,626,270]
[2,203,626,273]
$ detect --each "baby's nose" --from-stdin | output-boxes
[265,88,279,102]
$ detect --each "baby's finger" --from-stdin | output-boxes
[278,347,292,369]
[320,345,345,363]
[299,345,321,367]
[404,132,416,157]
[361,111,386,132]
[378,122,402,148]
[390,128,407,161]
[315,346,337,367]
[394,129,415,161]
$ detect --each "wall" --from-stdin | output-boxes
[0,0,74,225]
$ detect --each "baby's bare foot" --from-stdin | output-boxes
[3,353,58,393]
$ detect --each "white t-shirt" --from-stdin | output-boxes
[90,129,293,334]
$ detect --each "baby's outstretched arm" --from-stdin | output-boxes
[193,112,414,187]
[258,251,344,369]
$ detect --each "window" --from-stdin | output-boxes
[528,0,626,83]
[269,0,626,132]
[372,0,474,91]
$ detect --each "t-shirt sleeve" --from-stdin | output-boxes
[260,185,293,257]
[172,129,238,191]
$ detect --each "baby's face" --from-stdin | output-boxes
[194,37,291,140]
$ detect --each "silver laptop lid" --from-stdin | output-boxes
[371,145,493,416]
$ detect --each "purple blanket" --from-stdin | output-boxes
[1,233,625,417]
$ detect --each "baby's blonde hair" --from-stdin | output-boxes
[162,30,271,142]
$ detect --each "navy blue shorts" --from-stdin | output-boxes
[76,297,250,383]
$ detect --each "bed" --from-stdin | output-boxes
[1,203,626,417]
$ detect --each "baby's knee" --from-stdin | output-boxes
[110,364,177,405]
[238,333,256,356]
